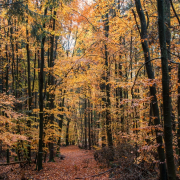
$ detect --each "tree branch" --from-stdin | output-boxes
[71,9,97,31]
[75,167,116,179]
[167,49,180,59]
[131,56,180,94]
[170,60,180,64]
[0,1,25,7]
[146,11,149,29]
[131,58,161,95]
[53,41,99,90]
[132,9,141,35]
[0,161,28,166]
[169,0,180,25]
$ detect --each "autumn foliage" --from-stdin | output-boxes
[0,0,180,179]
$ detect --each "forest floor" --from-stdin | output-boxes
[0,146,110,180]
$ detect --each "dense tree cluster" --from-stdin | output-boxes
[0,0,180,179]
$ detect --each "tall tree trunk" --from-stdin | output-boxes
[88,99,91,150]
[91,103,94,146]
[48,9,56,162]
[104,13,113,148]
[10,25,15,95]
[134,0,167,179]
[66,119,70,146]
[5,43,9,164]
[157,0,176,178]
[164,0,174,132]
[15,42,19,99]
[38,8,47,171]
[58,90,65,148]
[84,97,87,149]
[79,97,83,147]
[26,19,32,162]
[178,64,180,166]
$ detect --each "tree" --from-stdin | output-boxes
[157,0,176,178]
[134,0,167,178]
[0,0,180,178]
[37,7,47,171]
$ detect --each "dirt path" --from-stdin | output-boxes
[1,146,109,180]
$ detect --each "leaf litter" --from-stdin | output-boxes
[0,145,109,180]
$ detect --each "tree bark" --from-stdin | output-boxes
[84,97,87,149]
[157,0,176,178]
[48,9,56,162]
[58,90,65,147]
[26,19,32,162]
[38,7,47,171]
[66,119,70,146]
[134,0,167,179]
[88,99,91,150]
[5,43,9,164]
[104,12,113,148]
[178,64,180,166]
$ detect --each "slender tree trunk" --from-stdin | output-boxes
[91,103,94,146]
[84,97,87,149]
[10,25,15,95]
[0,19,2,93]
[79,97,83,147]
[48,10,56,162]
[5,44,9,164]
[88,99,91,150]
[104,13,113,148]
[66,119,70,146]
[26,20,32,162]
[15,42,19,98]
[38,8,47,171]
[58,89,65,149]
[178,64,180,166]
[0,57,3,93]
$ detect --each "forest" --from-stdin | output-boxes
[0,0,180,179]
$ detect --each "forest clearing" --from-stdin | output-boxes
[0,0,180,179]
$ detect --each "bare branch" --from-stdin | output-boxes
[131,58,161,94]
[169,0,180,25]
[0,161,28,166]
[71,8,97,31]
[75,167,116,179]
[146,11,149,29]
[131,56,180,94]
[53,41,100,90]
[167,49,180,59]
[0,1,25,7]
[132,9,141,35]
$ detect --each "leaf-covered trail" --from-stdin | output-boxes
[34,145,109,180]
[40,146,109,180]
[1,146,109,180]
